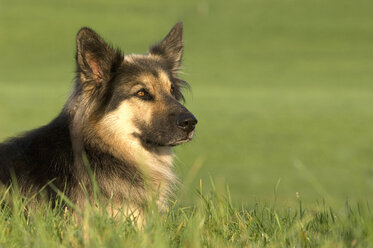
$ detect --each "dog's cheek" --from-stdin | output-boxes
[95,101,139,142]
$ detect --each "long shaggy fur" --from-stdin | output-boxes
[0,22,197,217]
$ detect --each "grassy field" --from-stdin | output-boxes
[1,0,373,246]
[1,185,373,247]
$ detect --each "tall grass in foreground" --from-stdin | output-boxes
[0,182,372,248]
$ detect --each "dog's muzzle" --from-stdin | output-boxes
[165,113,197,146]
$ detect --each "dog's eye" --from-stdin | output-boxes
[137,90,145,97]
[135,89,152,100]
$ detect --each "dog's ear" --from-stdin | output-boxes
[149,22,184,73]
[76,27,122,85]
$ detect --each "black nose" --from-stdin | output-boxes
[176,113,198,132]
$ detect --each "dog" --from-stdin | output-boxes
[0,22,197,218]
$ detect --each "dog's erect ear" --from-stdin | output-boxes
[76,27,122,85]
[149,22,184,72]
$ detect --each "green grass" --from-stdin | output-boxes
[1,185,373,247]
[1,0,373,245]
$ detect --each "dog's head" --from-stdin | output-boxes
[74,22,197,150]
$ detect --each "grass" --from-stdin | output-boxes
[1,0,373,246]
[1,183,373,247]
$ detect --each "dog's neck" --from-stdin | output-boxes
[93,134,174,178]
[82,131,177,208]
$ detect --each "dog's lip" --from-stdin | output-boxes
[137,131,195,147]
[168,130,195,146]
[168,138,191,146]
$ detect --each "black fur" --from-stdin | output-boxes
[0,113,76,197]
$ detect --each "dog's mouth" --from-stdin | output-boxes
[168,138,192,146]
[168,130,195,146]
[137,131,195,148]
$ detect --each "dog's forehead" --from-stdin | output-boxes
[122,54,172,89]
[138,70,172,90]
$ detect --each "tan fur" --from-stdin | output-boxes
[124,54,161,64]
[93,93,176,211]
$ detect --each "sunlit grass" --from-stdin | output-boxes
[0,181,372,247]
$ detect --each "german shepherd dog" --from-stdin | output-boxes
[0,22,197,217]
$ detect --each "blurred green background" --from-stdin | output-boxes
[1,0,373,208]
